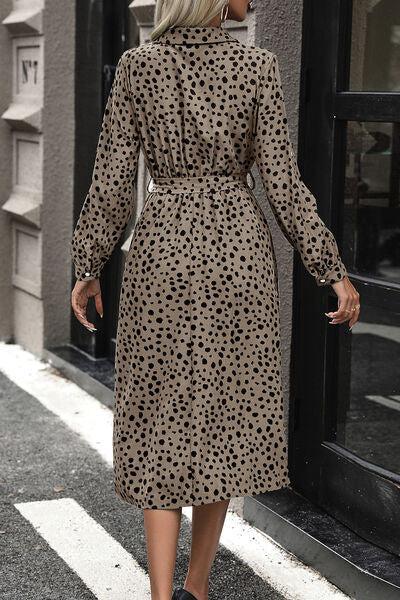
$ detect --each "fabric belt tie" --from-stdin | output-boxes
[147,172,255,193]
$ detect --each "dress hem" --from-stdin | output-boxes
[114,478,292,510]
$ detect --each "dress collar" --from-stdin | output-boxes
[153,25,239,46]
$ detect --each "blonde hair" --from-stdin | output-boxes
[150,0,228,40]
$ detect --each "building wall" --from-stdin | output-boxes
[0,0,75,355]
[41,0,75,350]
[0,0,13,342]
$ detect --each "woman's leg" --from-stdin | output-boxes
[184,499,230,600]
[143,507,182,600]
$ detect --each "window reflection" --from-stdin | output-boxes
[343,121,400,283]
[336,304,400,473]
[350,0,400,91]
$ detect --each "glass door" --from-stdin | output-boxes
[293,0,400,556]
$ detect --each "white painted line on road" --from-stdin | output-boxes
[14,497,151,600]
[2,343,350,600]
[0,342,113,466]
[182,506,349,600]
[366,394,400,412]
[352,322,400,344]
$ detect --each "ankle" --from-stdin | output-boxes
[183,577,209,600]
[150,584,174,600]
[151,592,173,600]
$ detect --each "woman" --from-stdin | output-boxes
[70,0,360,598]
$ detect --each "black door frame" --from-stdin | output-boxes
[292,0,400,556]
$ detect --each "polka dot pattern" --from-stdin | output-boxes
[70,26,347,509]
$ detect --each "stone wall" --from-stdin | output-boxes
[0,0,75,355]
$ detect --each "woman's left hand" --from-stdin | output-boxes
[325,276,360,330]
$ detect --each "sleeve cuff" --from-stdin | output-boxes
[315,259,348,287]
[74,265,101,282]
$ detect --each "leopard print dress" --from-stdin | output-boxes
[70,25,347,509]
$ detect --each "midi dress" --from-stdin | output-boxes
[70,25,348,510]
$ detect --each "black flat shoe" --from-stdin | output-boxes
[171,588,199,600]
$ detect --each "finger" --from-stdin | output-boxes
[348,307,360,328]
[338,281,357,323]
[94,291,104,318]
[349,295,361,328]
[75,311,97,331]
[325,295,347,324]
[335,297,353,323]
[345,287,361,326]
[331,299,353,324]
[71,292,96,330]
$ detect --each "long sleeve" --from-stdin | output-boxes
[253,53,348,287]
[70,52,140,281]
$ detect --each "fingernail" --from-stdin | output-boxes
[87,327,97,332]
[100,314,103,319]
[324,312,333,317]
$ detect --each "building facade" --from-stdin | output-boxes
[0,1,399,596]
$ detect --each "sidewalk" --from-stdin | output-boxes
[0,342,351,600]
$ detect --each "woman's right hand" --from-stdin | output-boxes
[71,278,103,332]
[325,276,360,330]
